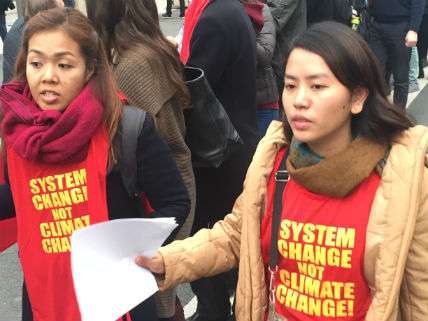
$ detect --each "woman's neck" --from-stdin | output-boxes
[307,129,353,158]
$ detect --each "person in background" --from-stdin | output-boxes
[179,0,259,319]
[417,1,428,79]
[0,7,189,321]
[307,0,352,26]
[2,0,64,83]
[85,0,196,320]
[266,0,306,98]
[256,3,279,136]
[137,21,428,321]
[0,0,14,42]
[307,0,333,24]
[368,0,424,109]
[162,0,186,18]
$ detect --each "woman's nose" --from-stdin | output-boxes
[41,65,59,83]
[293,87,310,109]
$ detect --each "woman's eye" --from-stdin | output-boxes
[312,84,326,90]
[284,84,296,90]
[30,61,42,68]
[58,63,72,69]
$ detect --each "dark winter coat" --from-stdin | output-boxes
[307,0,334,24]
[187,0,258,227]
[267,0,307,86]
[256,4,279,108]
[307,0,352,25]
[370,0,425,32]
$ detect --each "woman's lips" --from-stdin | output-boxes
[40,91,59,104]
[291,116,312,130]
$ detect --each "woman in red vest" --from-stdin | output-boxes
[0,7,190,321]
[137,22,428,321]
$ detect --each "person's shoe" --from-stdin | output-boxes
[179,12,185,17]
[162,12,172,17]
[408,82,420,93]
[418,70,425,79]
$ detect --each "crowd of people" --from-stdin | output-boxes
[0,1,427,321]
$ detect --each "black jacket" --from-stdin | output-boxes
[307,0,334,25]
[370,0,425,32]
[256,4,279,107]
[186,0,259,227]
[188,0,258,148]
[307,0,353,25]
[266,0,307,84]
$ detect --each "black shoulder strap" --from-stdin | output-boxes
[119,106,147,198]
[269,147,290,270]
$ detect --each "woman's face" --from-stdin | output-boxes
[26,28,93,112]
[283,48,365,157]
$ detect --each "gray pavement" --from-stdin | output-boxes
[408,83,428,126]
[0,245,21,321]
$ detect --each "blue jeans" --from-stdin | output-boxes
[257,109,279,137]
[409,46,419,86]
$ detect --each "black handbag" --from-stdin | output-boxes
[183,66,243,168]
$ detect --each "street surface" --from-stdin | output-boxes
[1,4,428,321]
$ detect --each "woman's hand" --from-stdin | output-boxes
[135,252,165,274]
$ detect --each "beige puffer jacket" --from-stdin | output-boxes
[159,121,428,321]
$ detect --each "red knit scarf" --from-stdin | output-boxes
[0,81,104,164]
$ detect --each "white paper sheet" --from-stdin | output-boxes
[71,217,178,321]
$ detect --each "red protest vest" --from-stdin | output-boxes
[261,148,379,321]
[7,126,109,321]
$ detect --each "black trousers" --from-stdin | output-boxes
[417,14,428,75]
[368,20,411,109]
[190,270,237,321]
[190,144,255,321]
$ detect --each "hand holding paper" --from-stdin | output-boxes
[135,252,165,274]
[71,217,177,321]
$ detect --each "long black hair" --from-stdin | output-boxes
[283,21,414,144]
